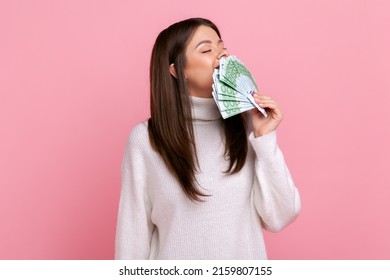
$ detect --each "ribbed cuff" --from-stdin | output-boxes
[248,130,278,160]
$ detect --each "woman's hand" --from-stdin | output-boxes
[251,92,284,137]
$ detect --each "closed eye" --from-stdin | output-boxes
[202,50,212,53]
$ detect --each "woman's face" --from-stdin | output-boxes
[184,25,228,98]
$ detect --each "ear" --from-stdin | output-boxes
[169,63,177,79]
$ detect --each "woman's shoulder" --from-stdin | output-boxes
[126,120,150,148]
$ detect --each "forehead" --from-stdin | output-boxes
[187,25,220,47]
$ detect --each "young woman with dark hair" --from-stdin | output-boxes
[115,18,301,260]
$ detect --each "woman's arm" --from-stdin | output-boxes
[250,131,301,232]
[248,93,301,231]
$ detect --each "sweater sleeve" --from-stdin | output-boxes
[249,130,301,232]
[115,127,154,259]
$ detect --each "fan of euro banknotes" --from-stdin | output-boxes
[212,56,268,119]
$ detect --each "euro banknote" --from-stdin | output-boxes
[212,56,268,119]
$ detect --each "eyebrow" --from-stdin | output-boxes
[195,39,224,49]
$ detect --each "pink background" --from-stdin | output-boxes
[1,0,389,259]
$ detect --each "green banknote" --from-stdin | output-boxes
[212,56,268,119]
[219,56,258,93]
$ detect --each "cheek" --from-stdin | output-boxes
[187,68,213,88]
[184,55,215,87]
[187,60,213,80]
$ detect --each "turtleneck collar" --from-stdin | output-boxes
[190,96,221,121]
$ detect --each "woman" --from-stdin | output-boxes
[115,18,301,259]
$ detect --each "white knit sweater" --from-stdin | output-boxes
[115,96,301,260]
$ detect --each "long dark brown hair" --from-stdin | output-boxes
[148,18,247,202]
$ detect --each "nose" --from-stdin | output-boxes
[217,47,229,60]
